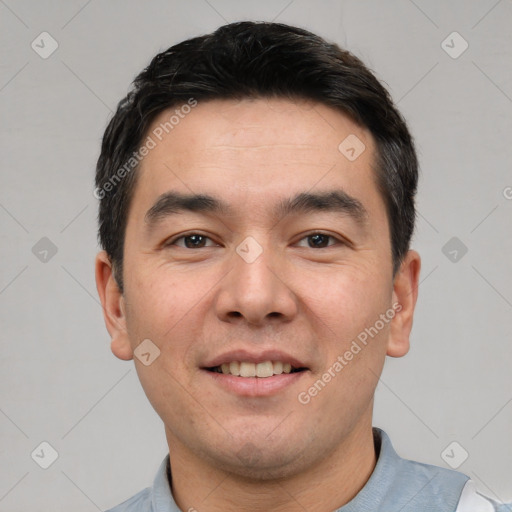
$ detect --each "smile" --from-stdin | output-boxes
[207,360,307,378]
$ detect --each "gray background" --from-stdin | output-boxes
[1,0,511,510]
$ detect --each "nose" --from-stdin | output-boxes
[213,237,299,327]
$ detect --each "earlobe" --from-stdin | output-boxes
[387,250,421,358]
[110,336,134,361]
[95,251,134,361]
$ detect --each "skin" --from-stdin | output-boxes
[95,97,421,511]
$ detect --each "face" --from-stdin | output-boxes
[96,97,420,480]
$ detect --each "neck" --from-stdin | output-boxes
[166,417,377,512]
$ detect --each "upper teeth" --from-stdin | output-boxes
[219,361,293,378]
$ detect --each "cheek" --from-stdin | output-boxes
[298,263,392,341]
[123,268,196,369]
[128,261,189,326]
[126,271,201,423]
[299,264,392,400]
[133,360,195,441]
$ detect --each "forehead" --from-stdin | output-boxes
[144,97,372,167]
[131,97,383,224]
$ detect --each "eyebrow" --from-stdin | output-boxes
[144,189,368,231]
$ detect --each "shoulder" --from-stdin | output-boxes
[103,487,152,512]
[376,430,511,511]
[389,455,470,507]
[103,454,174,512]
[372,428,469,509]
[394,454,468,489]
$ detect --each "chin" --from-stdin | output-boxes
[198,432,315,481]
[220,450,308,481]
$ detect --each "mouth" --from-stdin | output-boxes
[201,350,310,396]
[205,361,309,378]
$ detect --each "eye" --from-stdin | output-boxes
[166,233,218,249]
[296,232,343,249]
[165,232,345,250]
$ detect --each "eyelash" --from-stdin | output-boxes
[164,232,345,249]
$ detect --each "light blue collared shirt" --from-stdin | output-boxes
[105,428,510,511]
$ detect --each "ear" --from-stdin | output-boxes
[95,251,133,361]
[386,250,421,358]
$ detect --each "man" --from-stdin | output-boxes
[94,21,510,511]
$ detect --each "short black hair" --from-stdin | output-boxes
[95,21,418,293]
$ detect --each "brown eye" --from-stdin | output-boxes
[308,234,332,248]
[166,233,217,249]
[296,232,342,249]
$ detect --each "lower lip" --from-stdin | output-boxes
[202,369,308,397]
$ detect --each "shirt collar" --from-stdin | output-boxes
[338,427,468,511]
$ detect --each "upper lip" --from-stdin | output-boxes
[202,349,308,369]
